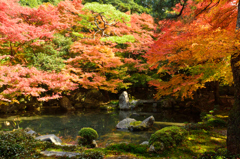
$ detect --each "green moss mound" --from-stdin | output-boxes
[149,126,187,149]
[78,127,98,146]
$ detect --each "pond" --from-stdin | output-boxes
[0,107,200,146]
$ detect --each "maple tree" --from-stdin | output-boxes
[146,0,240,154]
[0,0,78,104]
[0,0,156,104]
[56,1,156,93]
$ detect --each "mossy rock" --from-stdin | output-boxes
[129,121,142,126]
[78,127,98,147]
[128,116,155,131]
[149,126,187,149]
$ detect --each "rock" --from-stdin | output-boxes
[40,151,80,157]
[128,116,155,131]
[129,100,139,109]
[60,96,75,110]
[84,89,106,108]
[35,134,62,145]
[116,118,136,129]
[119,91,130,110]
[148,142,164,153]
[92,140,98,148]
[140,141,149,145]
[148,145,156,152]
[141,116,155,128]
[24,127,37,137]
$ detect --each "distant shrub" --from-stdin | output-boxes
[149,126,187,149]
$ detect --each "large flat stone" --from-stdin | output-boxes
[35,134,62,145]
[40,151,80,157]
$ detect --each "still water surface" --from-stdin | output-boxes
[0,108,200,145]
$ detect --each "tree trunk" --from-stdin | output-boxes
[227,1,240,154]
[228,53,240,154]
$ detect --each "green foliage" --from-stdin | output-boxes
[19,0,61,7]
[100,35,135,44]
[106,143,148,154]
[82,0,150,14]
[31,34,72,72]
[83,2,131,23]
[78,127,98,146]
[32,53,65,72]
[0,129,51,158]
[149,126,187,149]
[19,0,41,8]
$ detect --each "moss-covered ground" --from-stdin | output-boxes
[3,128,226,159]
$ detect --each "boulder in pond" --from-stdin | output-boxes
[119,91,130,110]
[35,134,62,145]
[128,116,155,131]
[116,118,136,129]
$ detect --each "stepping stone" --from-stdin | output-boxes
[40,151,80,157]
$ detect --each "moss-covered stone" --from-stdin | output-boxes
[149,126,187,149]
[129,121,142,126]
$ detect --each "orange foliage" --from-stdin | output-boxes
[146,0,237,99]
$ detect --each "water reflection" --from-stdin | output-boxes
[0,108,200,145]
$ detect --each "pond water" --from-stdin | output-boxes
[0,108,200,146]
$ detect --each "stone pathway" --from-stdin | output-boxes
[40,151,80,157]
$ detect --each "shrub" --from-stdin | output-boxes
[78,127,98,146]
[149,126,187,149]
[0,129,50,158]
